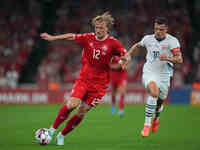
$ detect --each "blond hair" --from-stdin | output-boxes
[92,12,114,29]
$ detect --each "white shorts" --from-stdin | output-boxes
[142,73,170,100]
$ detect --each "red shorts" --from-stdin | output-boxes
[111,78,127,90]
[70,79,106,107]
[110,71,127,90]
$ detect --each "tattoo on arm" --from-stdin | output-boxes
[169,53,183,64]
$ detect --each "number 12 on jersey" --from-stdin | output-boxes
[93,49,101,60]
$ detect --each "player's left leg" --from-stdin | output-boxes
[56,88,105,145]
[56,102,91,145]
[117,84,126,116]
[152,98,164,132]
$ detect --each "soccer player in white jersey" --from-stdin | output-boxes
[122,17,183,137]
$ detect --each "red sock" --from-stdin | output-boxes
[52,105,72,129]
[119,94,124,110]
[112,95,116,105]
[61,114,83,136]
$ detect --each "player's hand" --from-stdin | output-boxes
[40,33,55,41]
[119,53,131,69]
[159,53,169,61]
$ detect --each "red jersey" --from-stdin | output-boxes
[74,33,126,89]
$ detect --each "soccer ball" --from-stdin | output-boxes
[35,128,52,145]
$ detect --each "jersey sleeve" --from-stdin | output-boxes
[74,33,88,46]
[112,39,126,56]
[169,37,181,54]
[169,37,180,49]
[139,35,148,47]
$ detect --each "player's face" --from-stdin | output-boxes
[154,23,168,40]
[94,21,108,39]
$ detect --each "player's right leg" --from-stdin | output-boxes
[55,82,106,145]
[152,79,169,133]
[141,81,159,137]
[56,101,91,145]
[48,97,81,137]
[111,86,116,114]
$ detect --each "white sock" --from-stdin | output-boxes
[50,126,56,131]
[58,132,64,138]
[49,126,56,136]
[144,95,157,126]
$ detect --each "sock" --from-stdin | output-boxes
[52,105,73,129]
[154,104,164,120]
[61,114,83,136]
[119,94,124,110]
[49,127,56,137]
[57,132,64,138]
[144,95,157,126]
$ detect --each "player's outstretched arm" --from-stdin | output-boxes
[40,33,75,41]
[128,42,142,56]
[119,43,142,69]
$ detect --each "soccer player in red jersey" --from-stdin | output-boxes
[110,56,127,116]
[40,12,126,145]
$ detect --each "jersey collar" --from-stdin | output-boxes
[154,34,167,42]
[95,34,109,41]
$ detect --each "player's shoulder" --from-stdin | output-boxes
[143,34,154,40]
[166,33,179,42]
[140,34,154,44]
[108,35,119,42]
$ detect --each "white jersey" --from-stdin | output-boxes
[139,33,180,77]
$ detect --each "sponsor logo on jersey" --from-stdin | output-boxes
[102,51,106,55]
[161,44,167,49]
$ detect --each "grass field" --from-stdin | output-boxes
[0,104,199,150]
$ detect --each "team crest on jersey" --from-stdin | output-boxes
[102,45,108,51]
[89,42,94,47]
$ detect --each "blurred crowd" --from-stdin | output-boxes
[0,0,199,89]
[0,0,40,88]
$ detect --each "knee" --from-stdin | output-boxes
[149,89,159,98]
[66,98,81,110]
[118,86,126,94]
[147,82,159,98]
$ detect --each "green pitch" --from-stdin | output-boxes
[0,104,199,150]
